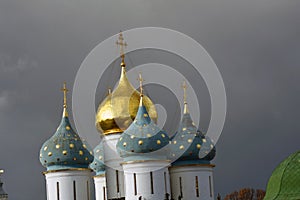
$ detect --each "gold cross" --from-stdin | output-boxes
[116,31,127,67]
[182,81,187,104]
[138,73,144,96]
[61,82,68,108]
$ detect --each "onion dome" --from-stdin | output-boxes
[39,83,94,171]
[95,32,157,135]
[116,74,169,161]
[264,150,300,200]
[199,135,216,161]
[90,142,105,175]
[170,81,216,166]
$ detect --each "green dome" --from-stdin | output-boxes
[264,150,300,200]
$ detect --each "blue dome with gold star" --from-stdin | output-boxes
[117,96,170,162]
[170,83,216,166]
[90,142,105,175]
[199,135,216,161]
[170,112,205,165]
[39,83,94,171]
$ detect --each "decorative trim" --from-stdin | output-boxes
[43,168,92,175]
[170,163,215,169]
[93,174,106,178]
[121,159,171,165]
[103,130,123,136]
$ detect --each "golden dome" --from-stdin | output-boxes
[95,66,158,135]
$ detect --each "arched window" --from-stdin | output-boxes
[86,181,90,200]
[73,181,76,200]
[56,182,60,200]
[103,187,106,200]
[179,177,183,197]
[195,176,199,197]
[134,173,137,195]
[209,176,212,197]
[116,170,120,193]
[150,172,154,194]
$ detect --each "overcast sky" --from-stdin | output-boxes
[0,0,300,199]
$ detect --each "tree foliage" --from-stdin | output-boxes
[224,188,265,200]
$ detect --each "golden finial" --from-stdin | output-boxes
[61,82,69,117]
[116,31,127,68]
[182,81,189,114]
[138,73,144,96]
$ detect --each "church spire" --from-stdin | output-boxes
[95,32,158,135]
[182,81,189,114]
[61,81,69,117]
[138,73,144,97]
[116,31,127,68]
[138,73,144,106]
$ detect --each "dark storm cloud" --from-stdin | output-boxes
[0,0,300,199]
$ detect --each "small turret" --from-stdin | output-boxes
[116,74,171,200]
[39,82,93,170]
[39,82,93,200]
[0,170,8,200]
[169,81,216,200]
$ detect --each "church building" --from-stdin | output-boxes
[39,32,216,200]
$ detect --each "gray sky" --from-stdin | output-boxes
[0,0,300,199]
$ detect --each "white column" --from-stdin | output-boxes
[94,175,107,200]
[44,169,91,200]
[103,134,125,199]
[169,164,215,200]
[123,160,171,200]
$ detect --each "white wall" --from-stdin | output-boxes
[103,134,125,199]
[45,169,91,200]
[123,160,171,200]
[170,165,214,200]
[94,175,107,200]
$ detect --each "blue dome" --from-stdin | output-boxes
[199,135,216,161]
[117,96,170,161]
[90,142,105,175]
[170,104,216,166]
[39,109,94,171]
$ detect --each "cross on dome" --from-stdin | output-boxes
[116,31,127,67]
[61,82,69,117]
[182,81,189,114]
[138,73,144,96]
